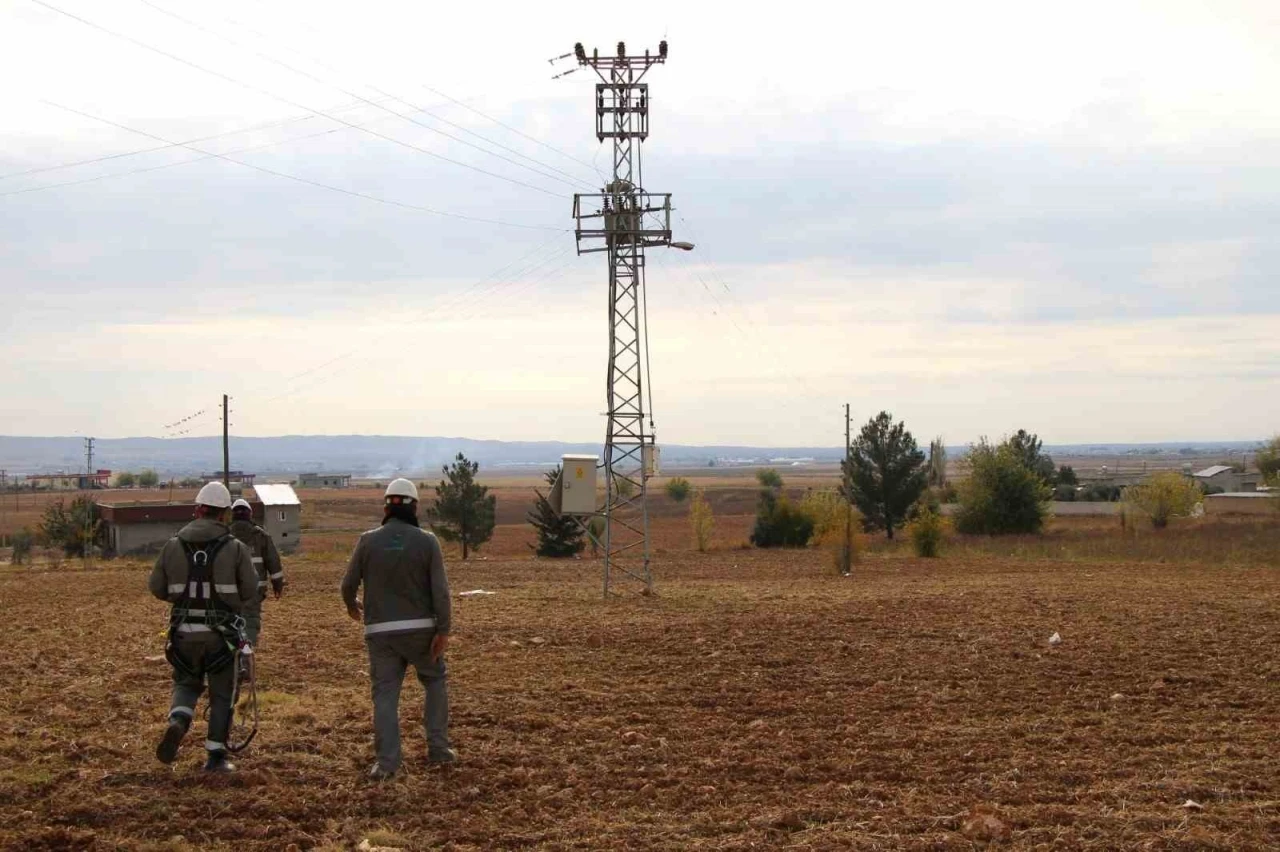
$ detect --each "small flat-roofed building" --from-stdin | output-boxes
[1204,492,1277,516]
[253,484,302,553]
[1192,465,1258,493]
[98,500,266,555]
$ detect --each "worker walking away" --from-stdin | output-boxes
[229,498,285,670]
[149,482,257,773]
[341,478,455,780]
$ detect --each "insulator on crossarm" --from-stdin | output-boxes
[575,42,586,61]
[617,41,626,58]
[659,40,668,58]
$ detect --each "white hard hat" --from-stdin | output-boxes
[385,478,419,502]
[231,498,251,511]
[195,481,233,509]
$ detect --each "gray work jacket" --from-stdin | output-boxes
[148,518,258,613]
[229,519,284,600]
[340,519,451,637]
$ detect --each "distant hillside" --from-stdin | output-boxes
[0,435,848,477]
[0,435,1262,478]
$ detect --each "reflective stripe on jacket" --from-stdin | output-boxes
[340,518,451,637]
[148,518,257,613]
[229,519,284,596]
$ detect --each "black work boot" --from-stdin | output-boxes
[203,750,236,773]
[368,763,396,782]
[428,747,459,766]
[155,716,190,765]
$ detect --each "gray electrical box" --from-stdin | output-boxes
[553,454,598,515]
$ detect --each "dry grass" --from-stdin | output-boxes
[1,499,1277,849]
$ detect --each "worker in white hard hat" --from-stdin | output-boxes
[228,497,285,669]
[341,477,455,780]
[148,481,257,773]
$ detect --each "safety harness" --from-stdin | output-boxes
[164,534,241,678]
[227,643,259,754]
[164,533,261,754]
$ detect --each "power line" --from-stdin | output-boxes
[1,114,345,198]
[28,0,564,198]
[36,100,565,231]
[3,97,461,198]
[0,93,409,182]
[165,2,602,184]
[411,82,600,173]
[133,0,592,192]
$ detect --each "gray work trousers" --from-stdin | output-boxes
[169,634,235,752]
[367,630,450,772]
[243,597,264,648]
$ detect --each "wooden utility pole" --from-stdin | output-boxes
[842,403,853,576]
[222,394,230,489]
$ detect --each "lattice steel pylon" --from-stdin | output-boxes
[568,40,683,597]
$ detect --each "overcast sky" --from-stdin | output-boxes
[1,0,1277,446]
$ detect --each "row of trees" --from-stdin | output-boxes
[114,470,161,488]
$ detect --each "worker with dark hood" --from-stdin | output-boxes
[148,482,257,773]
[228,497,284,664]
[341,478,455,780]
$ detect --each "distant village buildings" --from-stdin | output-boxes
[27,470,112,490]
[295,472,352,488]
[200,471,256,487]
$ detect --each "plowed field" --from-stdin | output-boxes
[1,514,1277,850]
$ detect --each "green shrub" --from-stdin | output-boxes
[138,469,160,487]
[907,507,945,557]
[612,475,636,498]
[664,477,692,502]
[1258,435,1280,484]
[38,497,100,556]
[755,468,783,489]
[749,490,814,548]
[1080,483,1122,502]
[12,528,33,565]
[954,439,1052,535]
[1124,472,1202,529]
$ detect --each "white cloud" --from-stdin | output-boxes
[1,0,1278,442]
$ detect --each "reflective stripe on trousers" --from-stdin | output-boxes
[364,618,435,636]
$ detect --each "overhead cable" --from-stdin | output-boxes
[133,0,591,192]
[35,101,565,231]
[28,0,563,197]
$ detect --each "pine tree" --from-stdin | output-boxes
[528,466,585,558]
[841,411,927,540]
[425,453,496,560]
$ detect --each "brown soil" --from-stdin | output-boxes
[1,507,1277,850]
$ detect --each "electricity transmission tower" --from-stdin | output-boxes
[565,40,689,597]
